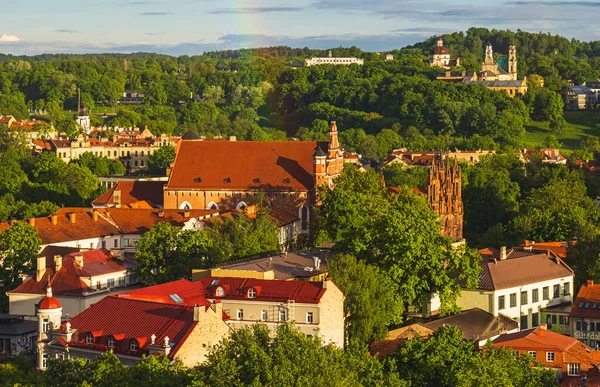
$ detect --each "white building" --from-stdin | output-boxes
[457,246,574,330]
[305,51,363,67]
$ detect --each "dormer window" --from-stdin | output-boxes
[223,177,231,183]
[108,336,115,348]
[283,178,290,184]
[130,339,139,351]
[247,288,257,298]
[194,177,202,183]
[253,178,261,183]
[86,333,94,344]
[215,286,225,297]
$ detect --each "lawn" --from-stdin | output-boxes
[524,110,600,154]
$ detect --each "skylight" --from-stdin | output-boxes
[594,303,598,309]
[169,294,184,303]
[580,302,585,307]
[210,279,219,286]
[586,302,591,308]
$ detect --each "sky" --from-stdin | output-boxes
[1,0,600,56]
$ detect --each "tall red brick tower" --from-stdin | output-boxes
[427,155,463,241]
[325,121,344,186]
[313,145,327,188]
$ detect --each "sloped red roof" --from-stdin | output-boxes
[92,181,165,208]
[9,249,137,296]
[0,209,120,245]
[476,247,573,290]
[100,208,218,234]
[166,140,326,191]
[115,279,209,307]
[570,281,600,319]
[520,240,571,259]
[200,276,327,304]
[38,296,62,310]
[59,296,198,357]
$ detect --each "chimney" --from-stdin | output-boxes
[74,254,84,268]
[537,324,547,336]
[210,300,222,319]
[69,213,76,224]
[313,256,320,271]
[323,277,331,289]
[29,218,35,227]
[193,304,201,321]
[54,255,62,272]
[51,214,58,225]
[92,210,98,222]
[588,280,594,287]
[500,246,507,260]
[113,190,121,206]
[36,257,46,282]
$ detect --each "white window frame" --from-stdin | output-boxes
[261,310,268,321]
[306,312,314,324]
[279,309,287,322]
[108,336,115,348]
[215,287,225,297]
[130,339,138,351]
[528,351,536,358]
[86,333,94,344]
[237,309,244,320]
[247,288,257,298]
[568,363,580,376]
[107,278,115,288]
[546,351,555,362]
[42,318,49,332]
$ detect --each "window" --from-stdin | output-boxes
[498,295,506,310]
[568,363,580,376]
[108,336,115,348]
[559,315,565,325]
[107,278,115,288]
[532,312,539,327]
[114,239,118,248]
[528,351,536,358]
[306,312,314,324]
[215,287,225,297]
[510,293,517,308]
[237,309,244,320]
[577,321,582,331]
[102,240,106,249]
[42,318,49,332]
[520,315,528,329]
[532,289,539,303]
[553,284,560,298]
[521,291,528,305]
[96,281,101,290]
[279,309,287,322]
[563,282,570,296]
[552,315,557,324]
[42,353,48,369]
[261,310,268,321]
[591,322,596,332]
[543,287,549,300]
[247,288,256,298]
[118,276,125,286]
[546,352,555,362]
[130,339,138,351]
[86,333,94,344]
[301,205,309,231]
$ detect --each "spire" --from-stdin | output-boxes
[437,36,443,47]
[46,286,52,298]
[327,121,339,159]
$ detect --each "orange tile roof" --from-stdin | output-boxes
[519,240,572,259]
[570,280,600,319]
[99,208,219,234]
[9,249,137,296]
[166,140,326,191]
[115,279,209,307]
[92,181,165,208]
[476,247,573,290]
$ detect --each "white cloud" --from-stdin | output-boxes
[0,34,20,42]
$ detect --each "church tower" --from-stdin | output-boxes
[325,121,344,186]
[481,42,497,74]
[508,44,518,81]
[426,155,463,241]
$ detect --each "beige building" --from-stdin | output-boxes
[198,276,345,348]
[429,37,460,69]
[305,51,363,66]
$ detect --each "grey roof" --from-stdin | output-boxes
[217,250,328,280]
[0,315,38,336]
[313,146,326,158]
[463,78,526,87]
[567,86,595,95]
[181,130,202,140]
[422,308,518,341]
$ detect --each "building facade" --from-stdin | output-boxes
[305,51,363,66]
[429,37,460,69]
[570,280,600,350]
[427,157,464,241]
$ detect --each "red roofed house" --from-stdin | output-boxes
[8,249,140,319]
[570,280,600,350]
[163,121,345,236]
[92,180,166,209]
[37,279,230,370]
[492,324,600,385]
[199,276,345,348]
[457,246,574,331]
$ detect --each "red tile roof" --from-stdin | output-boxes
[200,276,328,304]
[570,280,600,319]
[58,296,198,358]
[100,208,219,234]
[92,181,165,208]
[476,247,573,290]
[519,240,571,259]
[166,140,326,191]
[9,249,137,296]
[115,279,209,307]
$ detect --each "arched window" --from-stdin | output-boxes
[300,205,309,231]
[86,333,94,344]
[130,339,138,351]
[247,288,257,298]
[108,336,115,348]
[236,201,247,210]
[215,286,225,297]
[179,201,192,210]
[206,201,219,210]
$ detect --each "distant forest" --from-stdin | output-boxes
[0,28,599,157]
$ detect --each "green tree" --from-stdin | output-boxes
[134,222,182,284]
[147,145,175,175]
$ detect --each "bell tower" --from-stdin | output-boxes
[508,44,517,81]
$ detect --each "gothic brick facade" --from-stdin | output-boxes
[427,156,464,241]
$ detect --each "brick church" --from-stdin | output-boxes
[426,156,464,241]
[163,122,345,234]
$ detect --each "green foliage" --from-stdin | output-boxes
[147,145,176,175]
[383,164,429,190]
[329,254,402,346]
[70,152,126,176]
